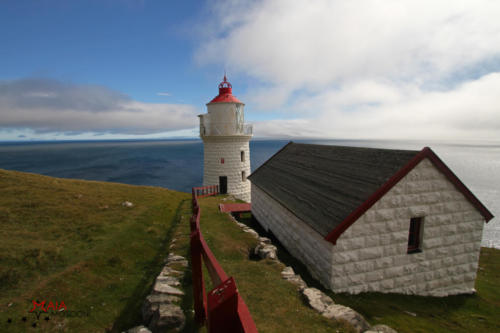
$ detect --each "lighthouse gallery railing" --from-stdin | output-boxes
[200,123,253,136]
[190,186,258,332]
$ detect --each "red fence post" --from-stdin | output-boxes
[207,277,240,332]
[191,229,207,324]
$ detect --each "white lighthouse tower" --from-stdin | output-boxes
[199,76,252,202]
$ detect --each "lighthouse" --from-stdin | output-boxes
[199,76,252,202]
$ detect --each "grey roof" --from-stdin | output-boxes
[248,142,420,237]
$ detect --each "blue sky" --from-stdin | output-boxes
[1,0,499,141]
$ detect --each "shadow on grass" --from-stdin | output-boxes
[110,199,189,333]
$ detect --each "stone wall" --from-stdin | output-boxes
[251,158,485,296]
[203,136,251,202]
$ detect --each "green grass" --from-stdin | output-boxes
[0,169,189,332]
[237,212,500,333]
[196,196,356,333]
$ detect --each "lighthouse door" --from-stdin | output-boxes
[219,176,228,194]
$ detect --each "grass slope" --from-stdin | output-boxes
[0,169,189,332]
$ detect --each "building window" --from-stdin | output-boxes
[242,171,246,182]
[221,158,224,164]
[407,217,423,254]
[241,151,245,162]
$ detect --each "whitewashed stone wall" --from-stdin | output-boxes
[251,158,485,296]
[203,136,251,202]
[251,184,333,286]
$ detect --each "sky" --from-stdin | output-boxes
[0,0,499,142]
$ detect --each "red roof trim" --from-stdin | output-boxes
[325,147,494,245]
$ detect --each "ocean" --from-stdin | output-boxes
[0,139,498,248]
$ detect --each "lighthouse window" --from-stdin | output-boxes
[242,171,246,182]
[241,151,245,162]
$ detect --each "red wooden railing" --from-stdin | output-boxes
[190,186,258,333]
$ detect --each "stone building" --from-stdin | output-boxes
[248,142,493,296]
[199,76,252,202]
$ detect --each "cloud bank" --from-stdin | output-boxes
[0,78,197,135]
[196,0,500,140]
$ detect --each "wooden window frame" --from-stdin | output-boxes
[407,217,423,254]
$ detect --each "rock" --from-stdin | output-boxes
[167,254,186,262]
[160,266,183,277]
[259,237,272,244]
[167,260,188,268]
[322,304,370,333]
[302,288,333,313]
[156,275,180,286]
[125,325,152,333]
[149,303,185,332]
[255,244,277,260]
[152,282,185,296]
[243,228,259,238]
[366,324,398,333]
[287,275,307,290]
[236,222,247,228]
[146,294,181,305]
[281,266,295,279]
[122,201,134,207]
[142,294,181,324]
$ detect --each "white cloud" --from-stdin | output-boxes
[254,73,500,140]
[195,0,500,140]
[157,92,171,96]
[0,78,197,135]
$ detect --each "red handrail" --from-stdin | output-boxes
[190,185,258,332]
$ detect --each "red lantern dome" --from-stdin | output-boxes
[208,75,243,104]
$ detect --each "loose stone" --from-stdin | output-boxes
[322,304,371,333]
[155,276,180,286]
[365,324,398,333]
[160,266,183,277]
[302,288,333,313]
[281,266,295,279]
[124,325,152,333]
[149,303,185,332]
[153,282,185,296]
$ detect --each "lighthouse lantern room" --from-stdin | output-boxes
[199,76,252,202]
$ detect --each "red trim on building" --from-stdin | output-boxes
[325,147,494,245]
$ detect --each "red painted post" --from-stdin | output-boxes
[207,277,240,332]
[191,229,207,324]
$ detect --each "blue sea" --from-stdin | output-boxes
[0,139,498,248]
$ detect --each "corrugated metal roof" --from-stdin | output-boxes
[248,142,419,237]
